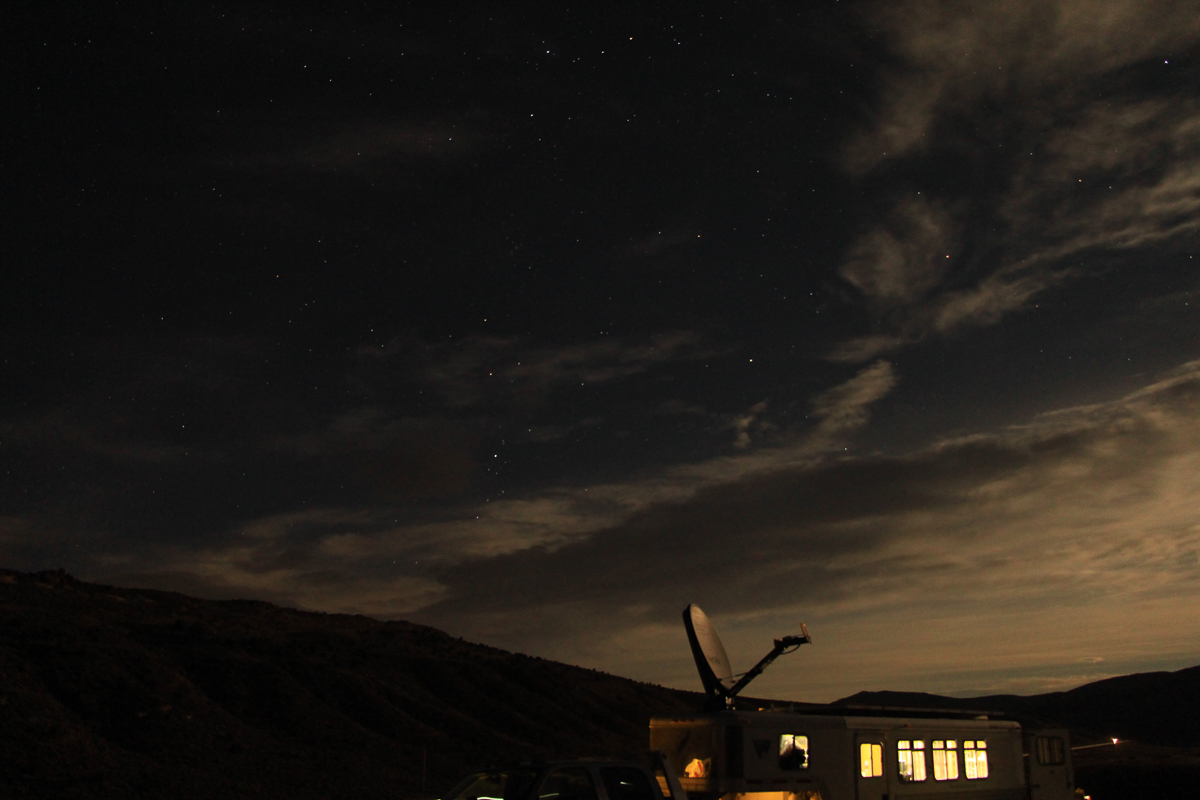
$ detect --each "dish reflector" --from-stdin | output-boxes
[683,604,734,697]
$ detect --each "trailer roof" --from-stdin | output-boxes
[651,711,1021,731]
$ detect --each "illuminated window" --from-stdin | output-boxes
[655,724,714,785]
[859,743,883,778]
[1037,737,1065,766]
[779,735,809,770]
[897,740,926,782]
[932,740,959,781]
[964,740,989,779]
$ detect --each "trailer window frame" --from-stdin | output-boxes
[897,740,927,782]
[859,743,883,778]
[963,740,989,779]
[1036,736,1065,766]
[931,740,959,781]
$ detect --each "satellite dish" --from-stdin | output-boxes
[682,603,812,710]
[683,604,734,697]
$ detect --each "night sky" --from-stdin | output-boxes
[8,0,1200,701]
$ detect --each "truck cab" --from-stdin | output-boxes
[443,756,687,800]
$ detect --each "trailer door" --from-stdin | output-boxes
[1025,730,1074,800]
[854,734,886,800]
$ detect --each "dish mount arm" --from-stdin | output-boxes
[723,630,811,703]
[683,604,811,711]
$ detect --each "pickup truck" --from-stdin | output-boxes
[442,753,688,800]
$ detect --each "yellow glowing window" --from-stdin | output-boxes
[859,743,883,778]
[897,740,927,782]
[964,740,988,779]
[779,735,809,770]
[932,740,959,781]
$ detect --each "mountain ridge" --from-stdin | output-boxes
[836,664,1200,746]
[1,568,1196,800]
[0,568,697,799]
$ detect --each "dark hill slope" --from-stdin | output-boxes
[0,569,696,800]
[837,665,1200,746]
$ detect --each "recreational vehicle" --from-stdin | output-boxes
[654,605,1077,800]
[441,605,1080,800]
[651,711,1075,800]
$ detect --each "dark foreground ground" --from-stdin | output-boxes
[1,569,1197,799]
[1071,742,1200,800]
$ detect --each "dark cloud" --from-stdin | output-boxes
[422,428,1048,622]
[76,349,1187,651]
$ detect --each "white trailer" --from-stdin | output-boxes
[664,606,1077,800]
[651,711,1075,800]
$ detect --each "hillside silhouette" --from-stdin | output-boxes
[1,568,1196,800]
[0,569,696,799]
[838,666,1200,746]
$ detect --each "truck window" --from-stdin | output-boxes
[539,769,598,800]
[964,741,989,779]
[897,740,927,782]
[1036,737,1065,766]
[779,735,809,770]
[601,767,660,800]
[446,770,539,800]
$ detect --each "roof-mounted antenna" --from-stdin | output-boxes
[683,603,811,711]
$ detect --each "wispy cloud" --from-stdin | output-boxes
[78,358,1200,697]
[809,360,898,443]
[844,0,1200,174]
[412,360,1200,694]
[1010,99,1200,256]
[356,331,711,409]
[829,1,1200,362]
[92,361,902,622]
[730,401,770,449]
[839,199,955,308]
